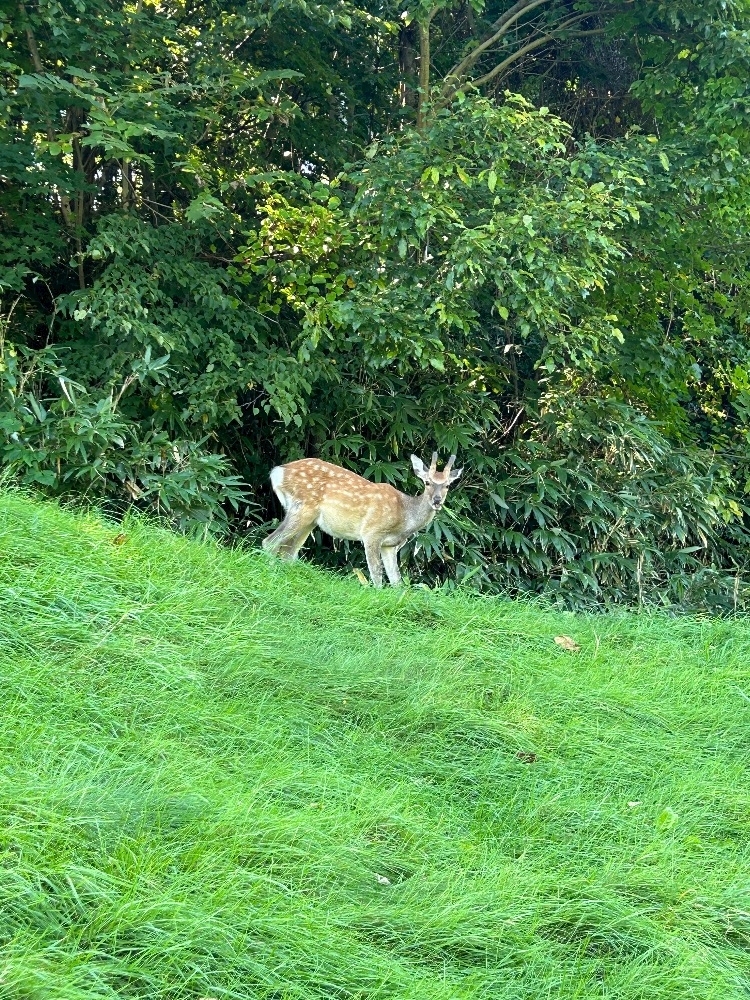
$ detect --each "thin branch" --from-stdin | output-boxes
[18,0,74,227]
[442,0,552,96]
[144,202,174,225]
[441,1,625,103]
[113,374,137,410]
[501,404,525,439]
[72,132,86,289]
[417,17,432,131]
[230,29,258,57]
[473,23,606,91]
[0,295,23,357]
[18,0,44,76]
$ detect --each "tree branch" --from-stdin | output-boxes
[442,0,553,98]
[440,3,616,106]
[417,17,432,131]
[17,1,75,230]
[472,20,606,91]
[72,133,86,289]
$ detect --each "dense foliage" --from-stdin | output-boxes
[2,0,750,606]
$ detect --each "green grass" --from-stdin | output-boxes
[1,492,749,1000]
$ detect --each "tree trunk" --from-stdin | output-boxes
[399,24,418,112]
[417,18,431,131]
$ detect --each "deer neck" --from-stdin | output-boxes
[402,489,438,535]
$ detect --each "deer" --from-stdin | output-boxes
[262,452,463,587]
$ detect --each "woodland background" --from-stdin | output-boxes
[2,0,750,608]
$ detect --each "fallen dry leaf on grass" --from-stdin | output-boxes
[111,533,128,546]
[554,635,580,652]
[352,568,369,586]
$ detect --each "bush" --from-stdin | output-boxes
[0,341,248,535]
[403,394,750,612]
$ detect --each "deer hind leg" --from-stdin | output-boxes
[262,517,294,556]
[277,517,316,561]
[364,539,385,588]
[263,467,293,554]
[263,502,314,561]
[381,545,402,587]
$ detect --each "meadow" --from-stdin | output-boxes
[1,492,749,999]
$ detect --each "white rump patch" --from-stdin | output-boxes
[269,466,289,509]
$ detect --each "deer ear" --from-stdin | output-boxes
[448,466,463,483]
[411,454,429,481]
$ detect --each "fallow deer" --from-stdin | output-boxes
[262,452,463,587]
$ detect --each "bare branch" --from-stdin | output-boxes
[18,0,44,75]
[472,18,605,90]
[440,3,616,106]
[442,0,553,97]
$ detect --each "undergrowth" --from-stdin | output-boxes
[1,492,749,999]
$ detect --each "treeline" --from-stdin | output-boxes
[2,0,750,608]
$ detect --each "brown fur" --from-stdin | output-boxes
[262,454,462,587]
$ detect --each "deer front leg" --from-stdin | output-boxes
[381,545,402,587]
[364,539,385,588]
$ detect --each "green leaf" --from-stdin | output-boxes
[185,193,225,222]
[656,807,679,832]
[27,394,47,422]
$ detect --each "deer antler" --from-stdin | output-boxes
[444,454,456,475]
[428,451,438,476]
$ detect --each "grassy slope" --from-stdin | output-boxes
[1,494,749,1000]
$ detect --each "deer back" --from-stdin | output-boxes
[276,459,408,541]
